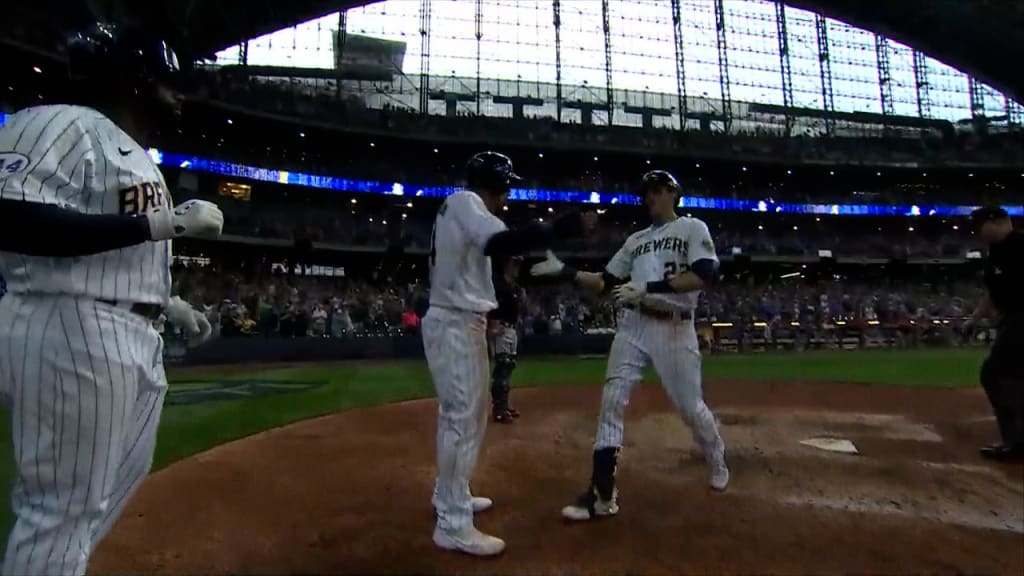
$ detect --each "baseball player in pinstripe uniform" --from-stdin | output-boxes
[0,23,223,575]
[425,152,592,556]
[488,255,525,423]
[531,170,729,521]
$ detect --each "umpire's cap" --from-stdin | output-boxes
[465,151,524,193]
[639,170,681,196]
[67,22,186,94]
[969,206,1010,230]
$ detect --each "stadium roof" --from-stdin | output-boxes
[7,1,1024,100]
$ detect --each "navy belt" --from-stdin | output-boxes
[622,303,693,322]
[97,299,164,321]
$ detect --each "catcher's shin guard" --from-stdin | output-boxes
[491,354,515,416]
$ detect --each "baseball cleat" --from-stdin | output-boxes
[493,410,515,423]
[432,526,506,556]
[432,496,493,514]
[470,496,493,513]
[507,408,521,418]
[709,461,730,492]
[561,488,619,521]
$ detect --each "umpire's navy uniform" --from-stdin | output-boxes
[972,207,1024,460]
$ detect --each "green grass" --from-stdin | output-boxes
[0,347,986,551]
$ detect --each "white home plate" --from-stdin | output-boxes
[799,437,859,454]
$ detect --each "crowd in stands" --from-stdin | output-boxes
[170,263,983,344]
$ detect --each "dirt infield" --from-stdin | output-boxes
[91,380,1024,575]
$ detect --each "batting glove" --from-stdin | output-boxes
[613,280,647,305]
[530,250,566,277]
[164,296,213,347]
[146,200,225,241]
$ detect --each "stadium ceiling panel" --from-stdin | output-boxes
[169,0,1023,103]
[4,1,1020,101]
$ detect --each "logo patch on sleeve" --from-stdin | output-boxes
[0,152,30,178]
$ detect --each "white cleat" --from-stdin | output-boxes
[433,526,506,557]
[709,462,730,492]
[432,496,493,514]
[561,488,619,521]
[471,496,493,513]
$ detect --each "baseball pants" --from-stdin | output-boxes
[422,306,490,533]
[489,325,517,415]
[596,309,724,460]
[980,322,1024,447]
[0,295,166,576]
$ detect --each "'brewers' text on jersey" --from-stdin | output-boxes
[605,216,718,311]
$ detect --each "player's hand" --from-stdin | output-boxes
[146,200,224,241]
[165,296,214,347]
[530,250,565,277]
[613,280,647,304]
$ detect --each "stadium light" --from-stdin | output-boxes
[226,118,233,125]
[370,142,375,147]
[538,153,544,158]
[695,163,701,168]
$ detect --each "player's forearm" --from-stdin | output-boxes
[668,272,706,293]
[0,199,152,256]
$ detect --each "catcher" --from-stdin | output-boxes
[488,255,526,422]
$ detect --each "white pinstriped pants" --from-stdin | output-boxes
[0,295,166,576]
[422,306,490,533]
[595,309,724,460]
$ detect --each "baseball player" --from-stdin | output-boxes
[424,151,591,556]
[531,170,728,521]
[0,23,223,576]
[488,255,525,423]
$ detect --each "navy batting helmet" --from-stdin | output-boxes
[465,151,524,193]
[639,170,681,196]
[67,22,186,103]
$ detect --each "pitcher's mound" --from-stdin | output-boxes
[91,380,1024,575]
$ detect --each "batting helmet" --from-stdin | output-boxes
[66,22,186,104]
[638,170,681,197]
[465,151,524,193]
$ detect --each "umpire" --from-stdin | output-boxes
[488,255,525,423]
[966,206,1024,461]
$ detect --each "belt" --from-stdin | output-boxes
[97,299,164,321]
[622,303,692,322]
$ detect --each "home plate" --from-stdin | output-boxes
[800,437,859,454]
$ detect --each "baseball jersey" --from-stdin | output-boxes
[428,190,507,313]
[605,216,718,312]
[0,105,172,304]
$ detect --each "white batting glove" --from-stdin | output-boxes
[530,250,565,277]
[612,280,647,305]
[164,296,213,347]
[146,200,224,241]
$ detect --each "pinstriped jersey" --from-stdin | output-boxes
[605,216,718,312]
[428,190,507,313]
[0,105,172,305]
